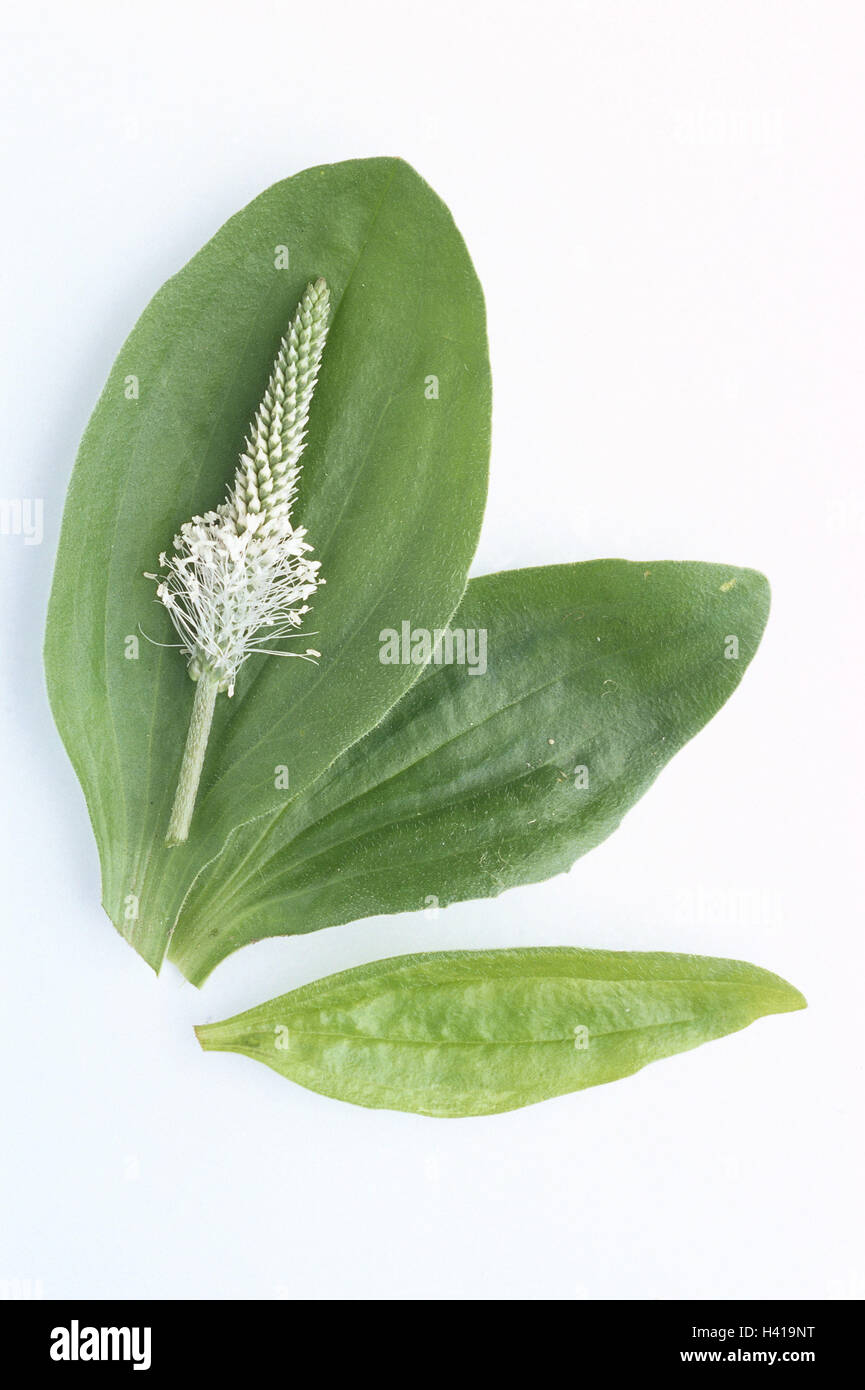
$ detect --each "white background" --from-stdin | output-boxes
[1,0,862,1301]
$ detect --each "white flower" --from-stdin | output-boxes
[150,278,330,696]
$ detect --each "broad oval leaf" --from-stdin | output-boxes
[195,948,805,1117]
[172,560,769,983]
[44,158,491,971]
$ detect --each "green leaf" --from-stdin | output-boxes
[195,947,805,1117]
[44,158,491,971]
[171,560,769,984]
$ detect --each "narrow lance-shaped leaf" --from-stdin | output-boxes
[171,560,769,984]
[195,948,806,1118]
[44,157,491,971]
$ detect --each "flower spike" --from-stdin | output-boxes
[149,279,331,844]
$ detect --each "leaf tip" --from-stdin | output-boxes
[781,981,808,1014]
[764,972,807,1016]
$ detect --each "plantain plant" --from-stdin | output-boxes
[46,158,491,972]
[197,949,805,1118]
[45,157,804,1117]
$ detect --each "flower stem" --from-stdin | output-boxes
[165,671,220,846]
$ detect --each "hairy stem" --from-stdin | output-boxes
[165,671,220,846]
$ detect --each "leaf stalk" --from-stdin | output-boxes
[165,671,219,846]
